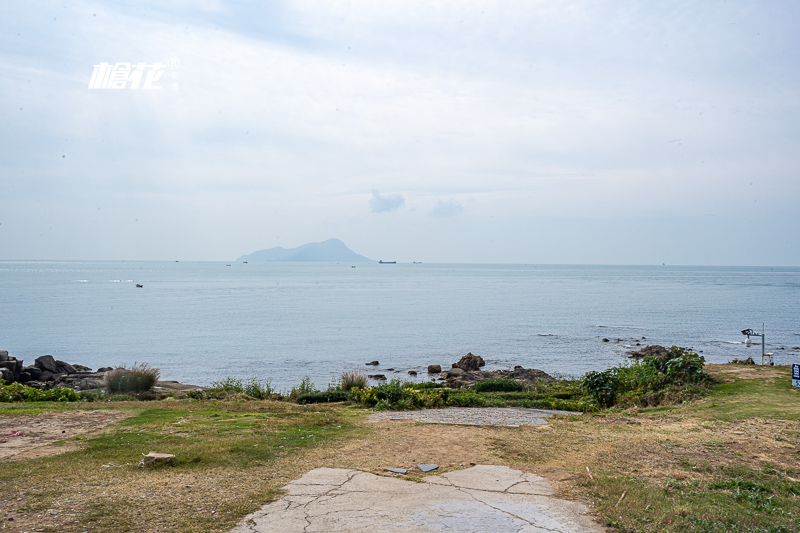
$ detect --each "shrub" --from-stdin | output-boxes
[472,378,525,393]
[243,378,274,399]
[104,363,160,394]
[0,382,81,402]
[411,382,445,390]
[340,370,368,391]
[296,391,350,404]
[582,346,713,409]
[582,369,619,407]
[210,376,245,393]
[289,376,317,401]
[731,356,756,365]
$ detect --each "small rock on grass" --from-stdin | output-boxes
[138,452,176,468]
[417,464,438,473]
[384,468,407,474]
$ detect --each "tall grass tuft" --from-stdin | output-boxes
[339,370,368,391]
[104,363,161,394]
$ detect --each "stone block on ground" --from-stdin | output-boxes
[138,452,176,468]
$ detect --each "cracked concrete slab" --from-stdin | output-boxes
[229,465,603,533]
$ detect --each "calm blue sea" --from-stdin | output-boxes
[1,262,799,389]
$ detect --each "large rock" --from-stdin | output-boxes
[0,350,8,362]
[427,364,442,374]
[445,366,554,389]
[55,360,78,374]
[626,345,669,359]
[453,352,485,372]
[0,367,13,384]
[446,367,465,378]
[0,360,20,381]
[35,355,58,373]
[24,366,42,380]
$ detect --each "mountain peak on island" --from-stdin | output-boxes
[236,238,374,263]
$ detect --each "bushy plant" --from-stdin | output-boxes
[104,363,160,394]
[339,370,368,391]
[289,376,317,401]
[582,369,620,407]
[296,391,350,404]
[582,346,713,409]
[0,382,81,402]
[243,377,274,399]
[350,379,450,410]
[210,376,245,392]
[472,378,525,393]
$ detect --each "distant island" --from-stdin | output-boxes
[237,238,374,263]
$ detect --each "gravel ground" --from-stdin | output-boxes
[368,407,578,427]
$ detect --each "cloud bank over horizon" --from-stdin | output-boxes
[1,1,799,265]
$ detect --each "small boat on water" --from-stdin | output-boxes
[378,260,396,264]
[136,284,143,288]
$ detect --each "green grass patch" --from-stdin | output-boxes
[0,400,364,532]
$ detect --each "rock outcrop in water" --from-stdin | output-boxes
[452,352,486,371]
[442,365,554,389]
[626,345,669,359]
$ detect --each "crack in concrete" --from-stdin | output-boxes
[452,486,565,533]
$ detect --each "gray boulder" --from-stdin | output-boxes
[36,355,58,373]
[453,352,485,372]
[427,365,442,373]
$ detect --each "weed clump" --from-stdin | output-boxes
[104,363,160,394]
[339,370,368,391]
[206,376,275,399]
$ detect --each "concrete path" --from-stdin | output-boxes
[230,465,603,532]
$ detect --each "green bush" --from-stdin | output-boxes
[582,369,619,407]
[582,346,713,409]
[104,363,160,394]
[243,378,274,399]
[472,378,525,393]
[210,376,245,392]
[411,382,446,390]
[0,382,81,402]
[289,376,317,401]
[296,391,350,404]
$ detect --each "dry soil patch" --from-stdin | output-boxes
[0,409,132,461]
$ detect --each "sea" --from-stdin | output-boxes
[1,261,799,390]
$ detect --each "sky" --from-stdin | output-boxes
[1,1,799,265]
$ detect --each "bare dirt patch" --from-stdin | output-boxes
[0,410,132,461]
[706,363,788,381]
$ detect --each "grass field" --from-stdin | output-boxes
[1,363,799,532]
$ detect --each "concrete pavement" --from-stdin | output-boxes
[230,464,604,532]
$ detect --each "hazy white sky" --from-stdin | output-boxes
[1,1,799,264]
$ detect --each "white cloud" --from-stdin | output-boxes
[369,189,405,213]
[0,1,798,263]
[430,199,464,217]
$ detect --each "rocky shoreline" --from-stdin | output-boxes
[1,350,110,391]
[3,348,556,394]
